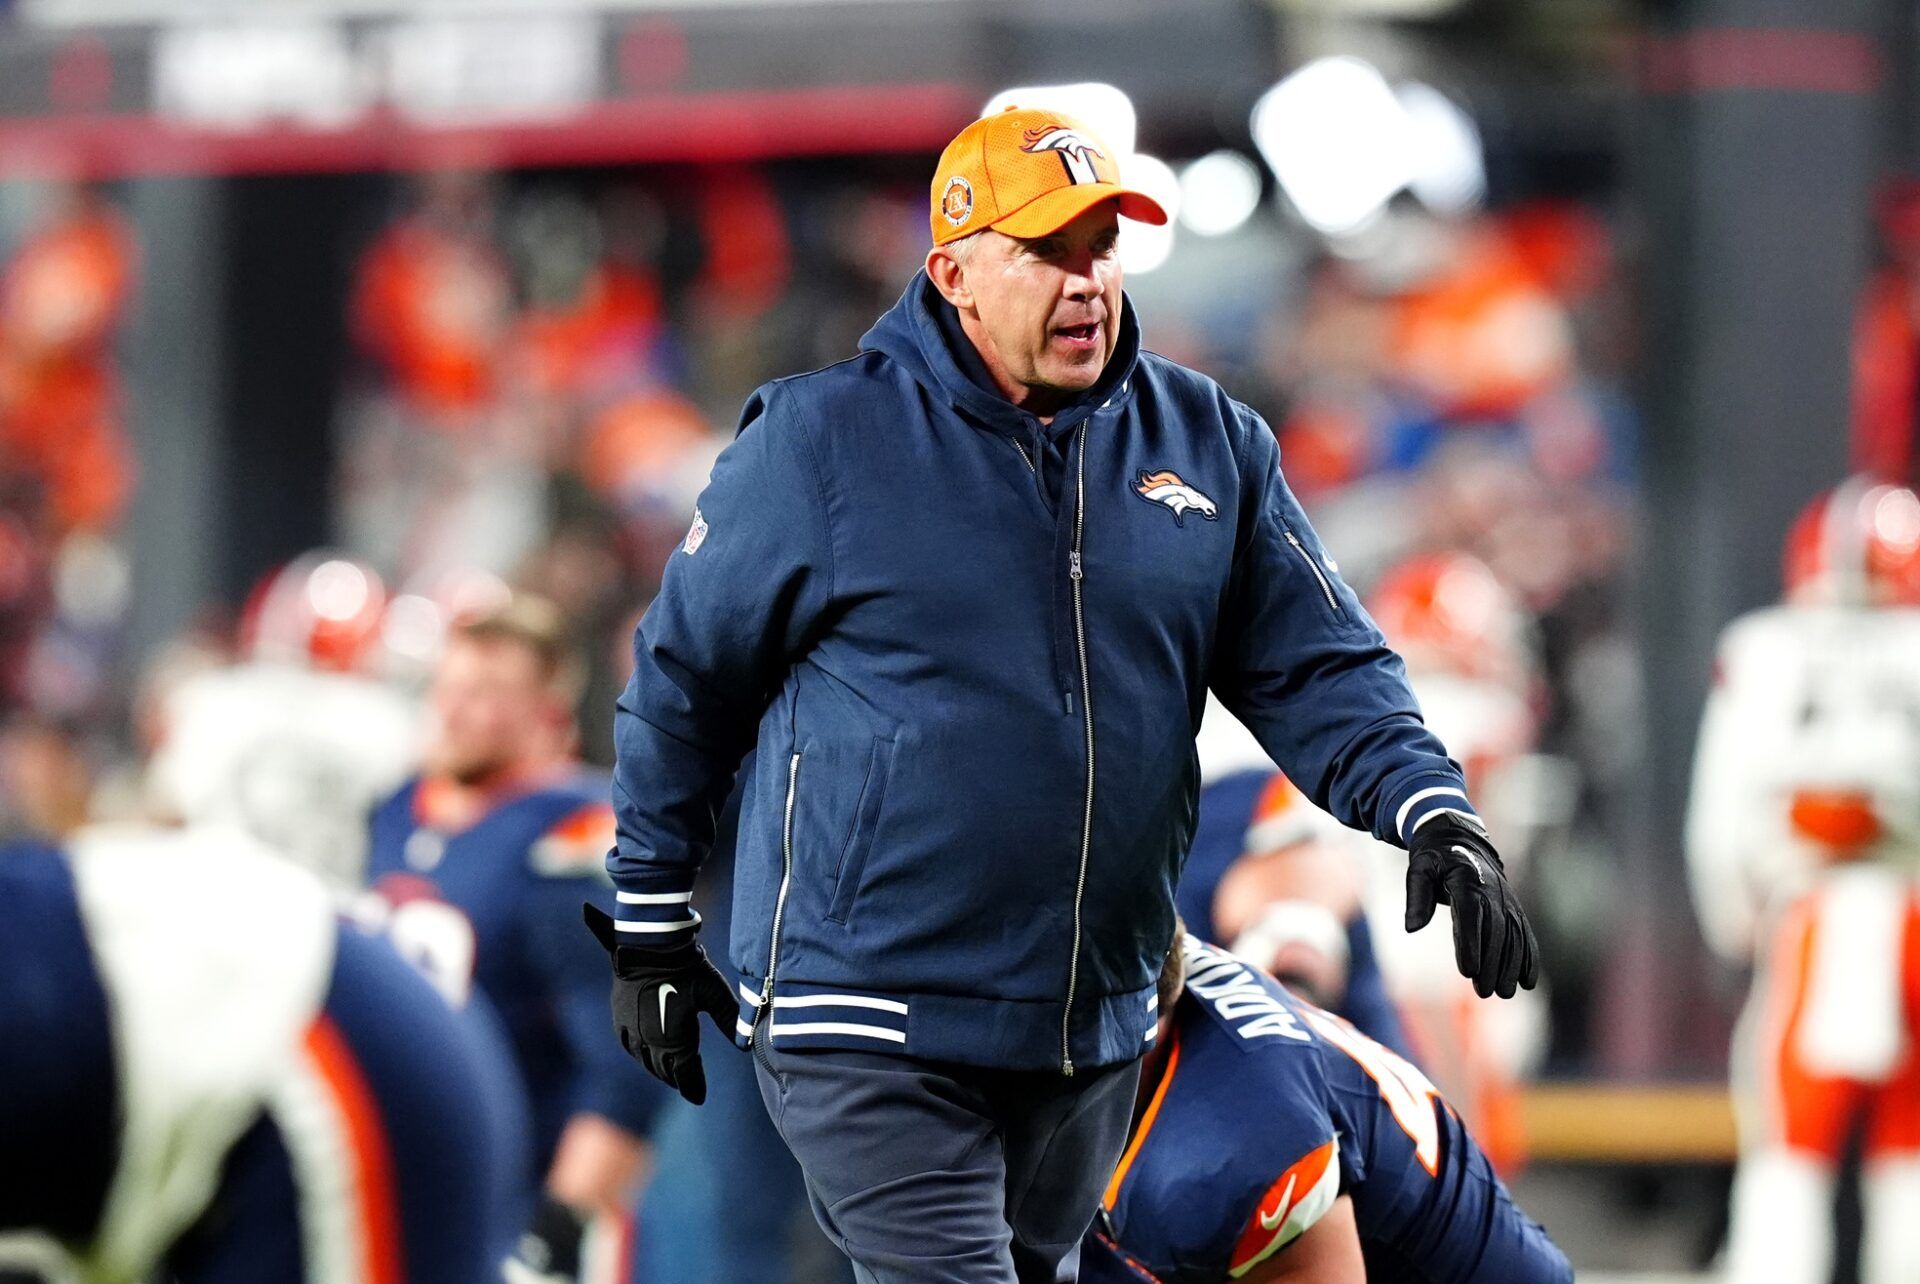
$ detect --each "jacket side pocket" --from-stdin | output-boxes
[826,735,896,925]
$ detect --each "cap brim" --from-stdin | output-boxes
[990,183,1169,240]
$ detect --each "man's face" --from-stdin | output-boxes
[949,204,1124,411]
[427,638,561,785]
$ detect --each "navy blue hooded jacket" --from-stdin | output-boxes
[609,272,1476,1074]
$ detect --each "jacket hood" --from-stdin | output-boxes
[859,269,1142,435]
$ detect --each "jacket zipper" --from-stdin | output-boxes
[1284,529,1341,614]
[750,751,802,1049]
[1062,420,1094,1076]
[1016,431,1075,712]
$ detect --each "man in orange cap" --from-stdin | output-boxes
[921,108,1167,417]
[600,106,1538,1282]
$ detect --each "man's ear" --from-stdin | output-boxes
[926,245,971,310]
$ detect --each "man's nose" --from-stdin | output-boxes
[1061,258,1101,299]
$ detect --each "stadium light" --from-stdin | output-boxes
[982,82,1138,157]
[1397,81,1484,217]
[1251,56,1412,237]
[1178,151,1263,237]
[1872,486,1920,552]
[308,559,375,623]
[382,593,445,670]
[1120,152,1180,274]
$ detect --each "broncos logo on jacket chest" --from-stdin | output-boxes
[1133,469,1219,527]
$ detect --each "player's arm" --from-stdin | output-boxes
[1235,1195,1364,1284]
[1213,775,1360,939]
[1684,635,1771,962]
[527,815,671,1184]
[508,847,666,1281]
[550,925,654,1209]
[545,1112,648,1215]
[1218,847,1359,1010]
[503,1115,650,1284]
[1213,777,1361,1008]
[1222,1134,1347,1280]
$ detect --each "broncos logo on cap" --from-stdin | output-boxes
[1022,125,1105,186]
[1134,470,1218,527]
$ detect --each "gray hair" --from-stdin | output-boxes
[943,230,984,265]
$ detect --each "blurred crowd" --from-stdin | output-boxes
[0,179,135,737]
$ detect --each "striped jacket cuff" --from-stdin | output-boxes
[611,871,700,947]
[1386,779,1480,846]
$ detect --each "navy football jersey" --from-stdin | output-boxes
[365,769,665,1175]
[0,835,527,1281]
[0,841,118,1247]
[1085,937,1569,1284]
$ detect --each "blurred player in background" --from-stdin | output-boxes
[150,553,424,888]
[1183,552,1553,1170]
[363,594,663,1282]
[0,830,524,1283]
[1082,930,1570,1283]
[1688,477,1920,1284]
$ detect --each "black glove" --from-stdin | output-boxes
[1403,814,1540,1000]
[502,1195,587,1283]
[583,903,737,1105]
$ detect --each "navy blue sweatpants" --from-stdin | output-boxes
[753,1042,1140,1284]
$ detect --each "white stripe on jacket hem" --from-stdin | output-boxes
[771,994,910,1015]
[769,1021,908,1043]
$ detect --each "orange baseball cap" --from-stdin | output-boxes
[930,106,1169,246]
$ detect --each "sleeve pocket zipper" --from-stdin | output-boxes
[1283,528,1343,615]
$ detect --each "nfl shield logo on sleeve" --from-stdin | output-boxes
[683,507,709,555]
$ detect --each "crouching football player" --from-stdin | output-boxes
[0,829,525,1282]
[1082,928,1569,1283]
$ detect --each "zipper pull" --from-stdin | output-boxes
[1069,551,1083,581]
